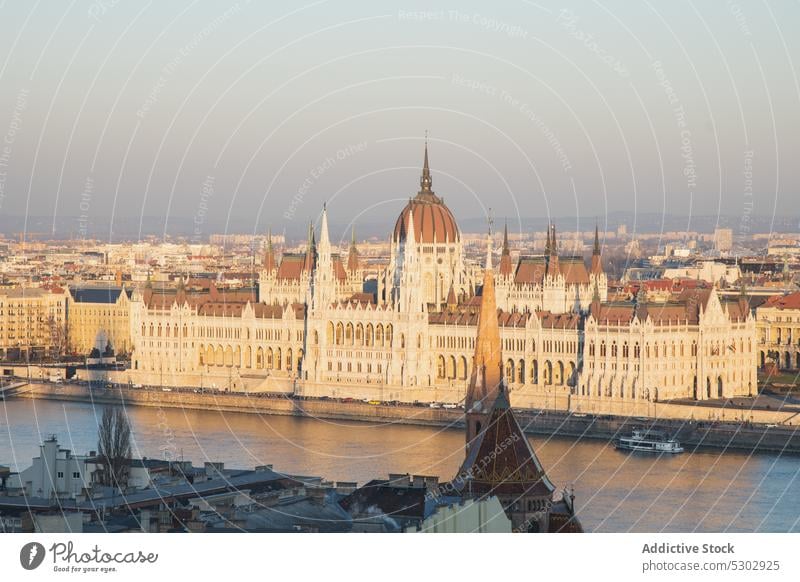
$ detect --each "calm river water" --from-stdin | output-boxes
[1,398,799,532]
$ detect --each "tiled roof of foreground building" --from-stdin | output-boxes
[458,386,555,499]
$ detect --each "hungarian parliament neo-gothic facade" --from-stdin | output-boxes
[129,145,757,411]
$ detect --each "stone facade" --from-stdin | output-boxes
[127,145,758,409]
[756,291,800,370]
[0,287,67,360]
[67,286,133,355]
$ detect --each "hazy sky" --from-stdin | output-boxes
[0,0,798,240]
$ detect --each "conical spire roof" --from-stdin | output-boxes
[304,222,317,272]
[457,383,555,498]
[420,138,432,193]
[499,220,513,277]
[263,229,276,272]
[591,223,603,275]
[466,260,503,414]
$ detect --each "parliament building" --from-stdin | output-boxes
[128,145,757,411]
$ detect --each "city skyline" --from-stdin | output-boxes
[2,0,800,558]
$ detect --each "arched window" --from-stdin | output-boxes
[505,359,515,382]
[437,355,445,379]
[459,356,468,380]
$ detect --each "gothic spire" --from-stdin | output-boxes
[591,223,603,275]
[593,224,600,255]
[304,221,317,272]
[263,229,276,272]
[544,224,551,255]
[499,220,513,277]
[418,134,435,198]
[320,203,330,249]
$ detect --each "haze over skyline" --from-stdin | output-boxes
[0,1,798,240]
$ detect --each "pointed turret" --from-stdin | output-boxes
[419,137,433,195]
[499,221,513,277]
[590,278,601,317]
[319,203,331,250]
[547,223,560,276]
[544,225,551,255]
[446,281,457,311]
[263,229,276,272]
[303,222,317,272]
[591,224,603,275]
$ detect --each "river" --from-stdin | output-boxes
[1,398,798,532]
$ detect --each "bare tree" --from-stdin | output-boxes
[97,407,132,489]
[47,314,67,360]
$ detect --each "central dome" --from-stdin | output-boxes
[392,144,460,244]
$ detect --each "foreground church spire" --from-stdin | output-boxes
[465,240,503,448]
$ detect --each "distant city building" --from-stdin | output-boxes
[714,228,733,253]
[756,291,800,370]
[67,286,133,356]
[0,287,66,361]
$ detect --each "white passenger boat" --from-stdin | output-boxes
[615,428,684,454]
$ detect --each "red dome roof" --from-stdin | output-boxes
[393,197,460,243]
[392,142,460,244]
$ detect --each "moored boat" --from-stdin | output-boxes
[615,428,684,454]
